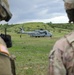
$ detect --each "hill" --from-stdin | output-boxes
[0,22,73,34]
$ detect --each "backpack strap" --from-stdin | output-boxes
[9,55,16,75]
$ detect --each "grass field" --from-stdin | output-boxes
[7,30,70,75]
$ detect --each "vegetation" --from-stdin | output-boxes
[0,22,73,75]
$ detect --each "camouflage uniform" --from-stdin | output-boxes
[48,31,74,75]
[0,0,14,75]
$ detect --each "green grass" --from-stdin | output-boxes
[0,22,71,75]
[7,29,70,75]
[0,22,73,75]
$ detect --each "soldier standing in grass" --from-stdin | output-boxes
[48,0,74,75]
[0,0,16,75]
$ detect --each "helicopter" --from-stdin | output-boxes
[18,28,52,37]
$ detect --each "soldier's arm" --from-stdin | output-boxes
[48,40,66,75]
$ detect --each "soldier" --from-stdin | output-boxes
[48,31,74,75]
[48,0,74,75]
[0,0,16,75]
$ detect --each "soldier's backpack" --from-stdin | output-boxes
[0,0,12,21]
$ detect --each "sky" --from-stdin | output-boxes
[1,0,69,24]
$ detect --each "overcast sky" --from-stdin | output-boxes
[1,0,69,24]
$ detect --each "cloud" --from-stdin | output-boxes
[50,15,68,23]
[1,0,68,24]
[13,15,68,24]
[24,16,68,24]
